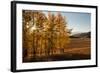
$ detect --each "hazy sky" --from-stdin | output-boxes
[43,11,91,33]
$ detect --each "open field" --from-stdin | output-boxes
[64,38,90,55]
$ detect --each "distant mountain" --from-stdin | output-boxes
[70,32,91,38]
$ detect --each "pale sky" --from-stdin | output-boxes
[43,11,91,34]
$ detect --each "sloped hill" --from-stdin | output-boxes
[70,32,91,38]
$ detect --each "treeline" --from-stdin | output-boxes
[22,10,70,59]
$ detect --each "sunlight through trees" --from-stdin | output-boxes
[22,10,70,60]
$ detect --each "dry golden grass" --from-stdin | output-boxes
[64,38,91,56]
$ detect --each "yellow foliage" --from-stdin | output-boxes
[23,10,70,57]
